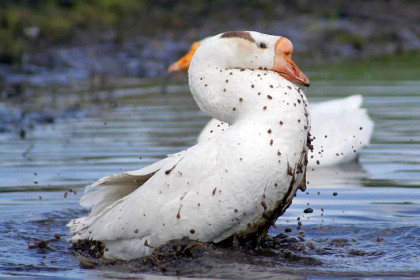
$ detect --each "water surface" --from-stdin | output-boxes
[0,57,419,279]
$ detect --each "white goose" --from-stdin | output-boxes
[169,40,374,167]
[69,31,311,261]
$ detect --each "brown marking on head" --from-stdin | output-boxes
[221,31,255,43]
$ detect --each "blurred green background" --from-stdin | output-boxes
[1,0,419,64]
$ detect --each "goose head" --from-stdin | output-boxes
[171,31,309,87]
[188,31,310,124]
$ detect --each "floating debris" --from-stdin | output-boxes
[78,235,322,275]
[303,208,313,214]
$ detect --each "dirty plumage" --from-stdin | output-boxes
[169,39,374,167]
[69,31,310,261]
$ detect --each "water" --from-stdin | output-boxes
[0,57,419,279]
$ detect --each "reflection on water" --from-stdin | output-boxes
[0,62,419,278]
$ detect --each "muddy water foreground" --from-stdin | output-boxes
[0,57,420,279]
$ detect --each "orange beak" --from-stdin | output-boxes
[168,41,201,73]
[271,37,310,87]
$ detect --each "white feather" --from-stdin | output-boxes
[69,31,310,260]
[198,94,373,167]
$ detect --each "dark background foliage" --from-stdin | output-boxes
[1,0,419,64]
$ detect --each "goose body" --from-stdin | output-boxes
[69,31,310,260]
[308,95,373,166]
[197,95,373,167]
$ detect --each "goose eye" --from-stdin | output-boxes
[259,42,267,49]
